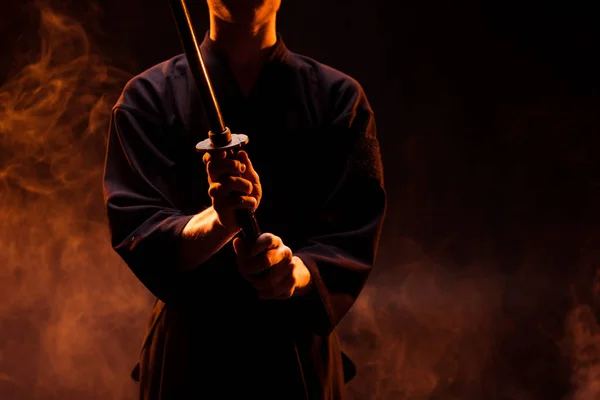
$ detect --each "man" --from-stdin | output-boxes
[102,0,386,398]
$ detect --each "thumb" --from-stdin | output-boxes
[232,237,245,256]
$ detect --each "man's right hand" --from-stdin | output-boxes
[203,150,262,233]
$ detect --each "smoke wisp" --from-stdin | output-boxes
[0,3,151,399]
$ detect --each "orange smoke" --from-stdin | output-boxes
[563,303,600,400]
[0,3,150,399]
[341,248,505,399]
[341,256,600,399]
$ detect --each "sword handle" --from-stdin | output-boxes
[235,208,261,242]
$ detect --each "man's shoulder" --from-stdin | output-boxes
[288,52,373,119]
[113,54,189,119]
[289,52,366,97]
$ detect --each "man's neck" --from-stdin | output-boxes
[209,17,277,70]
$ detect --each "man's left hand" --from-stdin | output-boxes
[233,233,311,300]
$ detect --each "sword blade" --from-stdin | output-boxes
[168,0,227,136]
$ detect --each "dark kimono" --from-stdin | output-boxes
[102,34,386,400]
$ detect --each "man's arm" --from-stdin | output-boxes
[103,106,240,304]
[288,86,387,337]
[179,207,238,269]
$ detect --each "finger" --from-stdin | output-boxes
[233,237,246,256]
[206,158,247,182]
[202,151,227,165]
[258,274,296,301]
[249,261,294,291]
[247,233,283,260]
[208,177,253,198]
[224,176,253,195]
[238,250,275,276]
[240,245,292,276]
[218,195,258,211]
[236,151,259,184]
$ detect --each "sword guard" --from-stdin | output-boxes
[195,129,249,153]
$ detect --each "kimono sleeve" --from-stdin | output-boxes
[102,106,195,305]
[290,85,387,337]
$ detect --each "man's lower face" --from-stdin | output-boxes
[211,0,277,18]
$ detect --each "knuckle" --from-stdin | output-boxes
[224,158,235,170]
[278,248,291,264]
[266,234,277,248]
[238,196,250,206]
[208,183,220,197]
[242,181,253,194]
[258,233,271,248]
[221,176,235,190]
[282,246,293,260]
[262,251,275,267]
[265,233,277,244]
[231,177,244,190]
